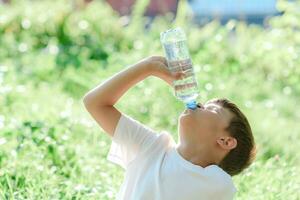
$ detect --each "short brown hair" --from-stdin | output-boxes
[207,98,257,176]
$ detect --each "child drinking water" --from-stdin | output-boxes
[83,56,256,200]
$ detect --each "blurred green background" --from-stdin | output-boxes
[0,0,299,199]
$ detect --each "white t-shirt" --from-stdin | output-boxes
[107,113,237,200]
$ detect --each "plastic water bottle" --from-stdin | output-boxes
[160,27,199,110]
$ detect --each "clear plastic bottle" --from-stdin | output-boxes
[160,27,199,110]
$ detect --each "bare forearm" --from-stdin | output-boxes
[83,60,153,107]
[82,56,179,137]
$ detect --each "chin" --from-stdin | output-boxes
[178,115,196,135]
[179,112,194,123]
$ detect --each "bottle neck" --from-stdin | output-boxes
[186,100,197,110]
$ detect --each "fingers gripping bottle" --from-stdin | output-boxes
[160,27,199,110]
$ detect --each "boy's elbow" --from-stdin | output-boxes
[82,92,106,111]
[82,91,112,109]
[82,93,94,109]
[82,93,89,104]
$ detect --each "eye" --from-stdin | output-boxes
[204,104,220,114]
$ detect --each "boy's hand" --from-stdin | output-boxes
[142,56,185,87]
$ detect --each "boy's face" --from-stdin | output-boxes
[178,100,233,145]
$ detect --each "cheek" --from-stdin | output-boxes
[201,116,220,135]
[194,112,218,132]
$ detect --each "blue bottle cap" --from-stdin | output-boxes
[186,100,197,110]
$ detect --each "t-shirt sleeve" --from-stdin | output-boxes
[107,113,159,169]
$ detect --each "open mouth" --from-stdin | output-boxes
[197,102,204,109]
[183,103,204,114]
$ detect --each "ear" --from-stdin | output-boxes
[217,136,237,150]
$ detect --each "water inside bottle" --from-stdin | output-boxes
[168,58,199,103]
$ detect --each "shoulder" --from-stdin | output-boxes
[126,130,176,167]
[143,130,175,153]
[158,130,176,147]
[150,130,175,146]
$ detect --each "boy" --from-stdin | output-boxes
[83,56,257,200]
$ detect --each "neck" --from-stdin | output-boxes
[176,142,221,168]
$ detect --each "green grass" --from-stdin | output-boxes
[0,0,300,199]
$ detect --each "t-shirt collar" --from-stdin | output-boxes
[171,144,217,172]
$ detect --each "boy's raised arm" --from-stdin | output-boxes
[82,56,177,138]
